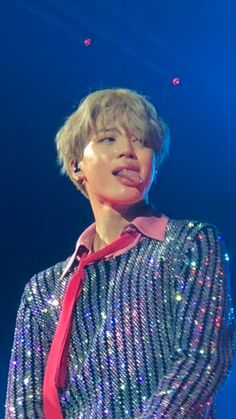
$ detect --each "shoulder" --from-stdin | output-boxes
[165,219,231,297]
[166,218,223,244]
[164,219,227,265]
[21,258,69,313]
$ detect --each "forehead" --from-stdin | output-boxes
[95,112,127,130]
[89,111,146,139]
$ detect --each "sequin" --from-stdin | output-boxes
[224,253,230,262]
[5,220,234,418]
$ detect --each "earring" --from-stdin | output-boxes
[76,177,85,187]
[76,176,85,187]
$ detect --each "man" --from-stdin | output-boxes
[6,88,234,418]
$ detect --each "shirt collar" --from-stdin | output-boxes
[60,211,169,280]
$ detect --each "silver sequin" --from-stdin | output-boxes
[5,220,235,418]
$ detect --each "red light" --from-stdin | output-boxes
[172,77,181,86]
[84,38,92,47]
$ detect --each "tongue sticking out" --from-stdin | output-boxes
[115,169,143,187]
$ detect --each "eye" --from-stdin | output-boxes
[99,136,116,143]
[133,138,148,146]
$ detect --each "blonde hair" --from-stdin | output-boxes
[55,88,170,198]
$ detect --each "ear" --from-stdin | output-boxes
[69,159,85,183]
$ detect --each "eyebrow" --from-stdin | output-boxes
[96,127,120,134]
[94,127,146,142]
[91,127,121,141]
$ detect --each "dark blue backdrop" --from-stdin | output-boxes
[1,1,235,417]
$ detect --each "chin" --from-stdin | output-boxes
[103,191,144,206]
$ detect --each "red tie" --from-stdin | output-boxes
[43,231,137,419]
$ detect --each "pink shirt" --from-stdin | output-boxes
[60,213,169,280]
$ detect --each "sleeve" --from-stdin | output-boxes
[140,223,235,418]
[5,284,49,419]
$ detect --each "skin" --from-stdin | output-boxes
[69,117,157,252]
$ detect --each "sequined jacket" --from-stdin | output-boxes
[6,219,234,418]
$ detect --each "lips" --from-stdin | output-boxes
[112,165,140,176]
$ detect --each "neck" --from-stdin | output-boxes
[90,198,157,252]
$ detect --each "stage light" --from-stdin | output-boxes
[84,38,92,47]
[172,77,181,85]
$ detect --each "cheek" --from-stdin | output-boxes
[82,145,106,172]
[83,153,111,185]
[142,153,156,180]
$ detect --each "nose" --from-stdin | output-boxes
[117,137,137,159]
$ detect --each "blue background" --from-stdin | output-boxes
[1,1,235,417]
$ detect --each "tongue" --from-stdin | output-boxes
[116,169,143,186]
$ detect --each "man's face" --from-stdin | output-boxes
[73,118,156,207]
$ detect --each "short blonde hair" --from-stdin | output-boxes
[55,88,170,198]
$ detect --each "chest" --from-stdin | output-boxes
[72,240,175,342]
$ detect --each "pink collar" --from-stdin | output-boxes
[60,213,169,280]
